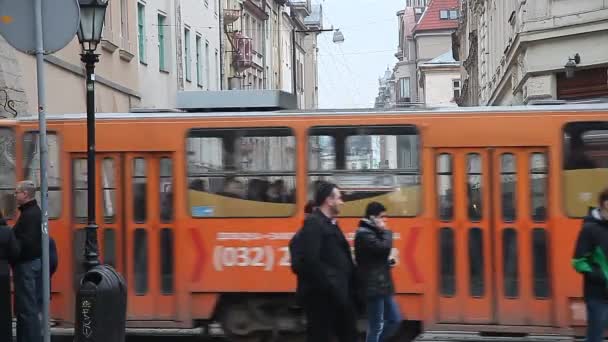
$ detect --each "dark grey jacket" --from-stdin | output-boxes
[354,219,394,297]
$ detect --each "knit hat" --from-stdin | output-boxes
[365,201,387,218]
[314,181,338,207]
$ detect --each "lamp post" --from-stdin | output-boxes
[75,2,127,341]
[77,0,108,270]
[291,27,344,104]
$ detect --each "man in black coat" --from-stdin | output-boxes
[13,180,42,342]
[0,212,20,342]
[297,181,358,342]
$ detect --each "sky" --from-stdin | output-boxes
[316,0,404,109]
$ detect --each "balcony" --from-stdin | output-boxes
[232,33,253,72]
[289,0,311,16]
[303,4,322,30]
[223,9,241,25]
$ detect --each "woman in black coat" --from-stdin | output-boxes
[0,212,20,342]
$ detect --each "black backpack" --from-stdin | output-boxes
[289,229,304,275]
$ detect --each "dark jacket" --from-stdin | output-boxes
[0,219,20,275]
[13,200,42,262]
[354,219,394,298]
[572,208,608,300]
[297,209,356,305]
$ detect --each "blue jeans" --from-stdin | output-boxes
[366,295,402,342]
[586,299,608,342]
[14,259,42,342]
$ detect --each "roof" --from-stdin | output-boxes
[414,0,460,33]
[423,50,458,64]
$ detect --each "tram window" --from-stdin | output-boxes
[468,228,484,297]
[308,125,420,217]
[72,159,88,222]
[102,158,116,223]
[436,154,453,221]
[532,228,550,299]
[467,153,483,221]
[439,227,455,296]
[160,228,174,294]
[503,228,519,298]
[159,158,173,223]
[501,154,517,222]
[187,127,296,217]
[133,228,148,295]
[132,158,147,223]
[103,228,116,268]
[0,128,16,218]
[23,132,61,218]
[563,122,608,217]
[530,153,547,222]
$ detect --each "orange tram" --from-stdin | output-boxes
[1,103,607,341]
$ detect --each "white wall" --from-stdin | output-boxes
[280,13,293,93]
[137,0,221,110]
[137,0,178,109]
[423,69,460,107]
[181,0,221,92]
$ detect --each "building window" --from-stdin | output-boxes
[453,79,461,99]
[205,41,210,89]
[449,10,459,19]
[215,50,219,89]
[120,0,128,40]
[398,77,411,102]
[440,10,448,19]
[184,27,192,82]
[158,14,167,72]
[137,3,146,63]
[196,35,203,87]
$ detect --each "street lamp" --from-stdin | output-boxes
[291,27,344,99]
[565,53,581,79]
[77,0,108,270]
[74,1,127,341]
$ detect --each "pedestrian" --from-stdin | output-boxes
[572,187,608,342]
[295,181,358,342]
[12,180,43,342]
[0,210,20,342]
[355,202,402,342]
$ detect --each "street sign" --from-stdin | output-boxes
[0,0,80,54]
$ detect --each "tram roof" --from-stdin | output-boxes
[15,101,608,122]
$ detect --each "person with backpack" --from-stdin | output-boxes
[355,202,401,342]
[289,181,358,342]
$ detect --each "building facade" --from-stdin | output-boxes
[135,0,222,110]
[382,0,461,108]
[454,0,608,106]
[221,0,323,109]
[4,0,141,116]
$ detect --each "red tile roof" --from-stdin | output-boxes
[414,0,460,33]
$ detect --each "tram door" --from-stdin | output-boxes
[71,153,176,321]
[435,148,552,326]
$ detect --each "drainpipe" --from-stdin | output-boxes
[219,0,225,90]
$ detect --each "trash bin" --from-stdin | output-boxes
[74,264,127,342]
